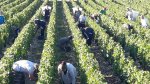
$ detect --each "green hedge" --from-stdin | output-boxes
[37,0,56,84]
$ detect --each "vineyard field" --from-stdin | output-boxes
[0,0,150,84]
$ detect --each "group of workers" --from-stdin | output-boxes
[125,7,149,28]
[11,60,76,84]
[7,1,150,84]
[10,4,98,84]
[58,6,100,52]
[55,4,150,84]
[10,4,51,84]
[0,4,51,42]
[34,4,51,40]
[72,6,98,46]
[10,4,77,84]
[56,4,150,84]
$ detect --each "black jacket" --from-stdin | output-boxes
[84,27,95,39]
[35,20,46,29]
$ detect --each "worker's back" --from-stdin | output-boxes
[58,37,70,46]
[85,27,95,38]
[58,36,73,52]
[45,8,50,16]
[58,62,77,84]
[35,19,46,29]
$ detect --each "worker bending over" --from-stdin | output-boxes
[10,60,39,84]
[58,61,77,84]
[81,27,95,46]
[58,35,73,52]
[41,5,51,22]
[34,19,46,40]
[78,13,86,29]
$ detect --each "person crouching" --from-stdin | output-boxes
[81,27,95,46]
[58,61,77,84]
[58,35,73,52]
[11,60,39,84]
[34,19,46,40]
[90,13,100,23]
[41,5,51,23]
[78,13,86,29]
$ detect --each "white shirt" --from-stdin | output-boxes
[126,11,133,21]
[58,63,77,84]
[72,7,82,14]
[72,7,78,14]
[41,5,51,15]
[12,60,36,74]
[132,10,139,21]
[141,17,149,28]
[79,15,86,23]
[126,10,139,21]
[78,8,82,12]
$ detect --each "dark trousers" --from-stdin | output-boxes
[86,34,94,46]
[78,22,85,29]
[9,71,25,84]
[37,25,46,40]
[86,38,93,46]
[38,28,45,40]
[44,15,49,22]
[41,28,45,37]
[80,29,87,39]
[74,15,79,22]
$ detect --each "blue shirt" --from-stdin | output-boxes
[0,16,5,24]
